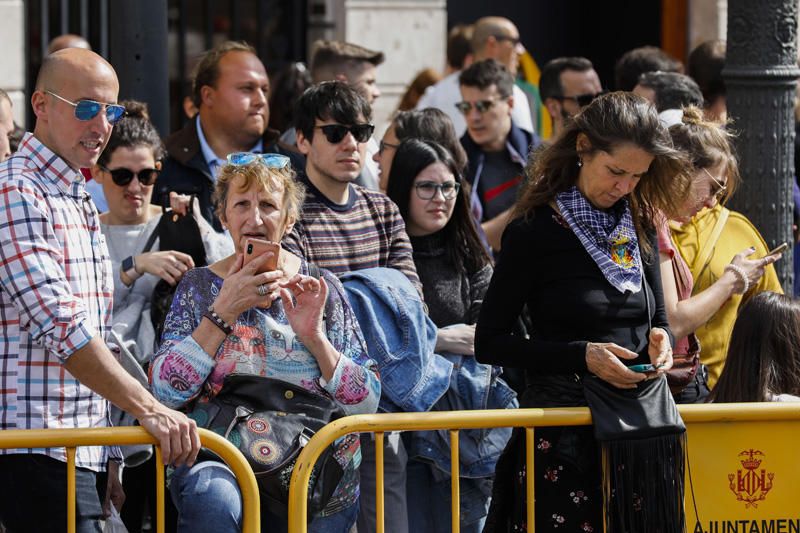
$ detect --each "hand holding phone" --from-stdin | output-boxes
[629,364,656,373]
[242,238,280,274]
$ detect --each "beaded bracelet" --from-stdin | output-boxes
[203,307,233,335]
[724,263,750,295]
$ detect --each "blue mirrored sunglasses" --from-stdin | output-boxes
[226,152,291,168]
[46,91,126,124]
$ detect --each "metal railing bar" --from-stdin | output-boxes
[375,431,385,533]
[449,429,460,533]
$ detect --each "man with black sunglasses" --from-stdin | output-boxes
[459,59,539,253]
[156,41,302,232]
[0,48,200,532]
[284,80,422,533]
[540,56,603,140]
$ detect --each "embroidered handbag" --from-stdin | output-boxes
[187,373,346,518]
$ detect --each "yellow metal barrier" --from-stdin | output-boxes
[0,426,260,533]
[287,403,800,533]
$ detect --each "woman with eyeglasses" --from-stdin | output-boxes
[149,153,380,533]
[90,100,233,531]
[386,138,506,533]
[663,106,783,397]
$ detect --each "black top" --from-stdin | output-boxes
[410,232,493,327]
[475,205,672,376]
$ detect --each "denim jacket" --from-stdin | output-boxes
[408,353,518,478]
[341,267,453,413]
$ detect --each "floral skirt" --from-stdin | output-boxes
[483,425,602,533]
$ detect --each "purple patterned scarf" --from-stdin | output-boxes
[556,186,642,293]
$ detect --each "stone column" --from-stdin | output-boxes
[0,0,26,127]
[724,0,799,293]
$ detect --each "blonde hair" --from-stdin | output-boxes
[213,162,305,226]
[668,105,739,202]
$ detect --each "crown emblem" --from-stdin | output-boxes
[728,448,774,508]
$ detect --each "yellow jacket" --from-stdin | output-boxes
[670,205,783,388]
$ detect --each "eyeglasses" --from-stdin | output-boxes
[558,91,606,108]
[414,181,461,200]
[379,140,399,154]
[315,123,375,144]
[46,91,126,124]
[493,34,521,46]
[455,99,501,114]
[100,166,160,186]
[227,152,291,168]
[702,168,728,200]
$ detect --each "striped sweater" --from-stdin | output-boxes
[283,174,423,297]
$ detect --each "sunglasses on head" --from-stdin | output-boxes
[455,99,500,114]
[47,91,126,124]
[315,123,375,144]
[227,152,291,168]
[559,91,606,108]
[101,166,160,187]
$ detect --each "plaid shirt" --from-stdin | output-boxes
[0,133,114,471]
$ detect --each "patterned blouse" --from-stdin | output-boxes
[149,264,380,515]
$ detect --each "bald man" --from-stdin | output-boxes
[416,16,534,137]
[0,89,13,161]
[0,48,200,532]
[47,33,92,54]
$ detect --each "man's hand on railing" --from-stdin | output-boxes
[137,401,201,466]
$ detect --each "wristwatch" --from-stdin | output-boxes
[122,256,138,281]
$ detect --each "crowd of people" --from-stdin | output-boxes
[0,12,799,533]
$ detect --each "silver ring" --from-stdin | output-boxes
[257,284,269,296]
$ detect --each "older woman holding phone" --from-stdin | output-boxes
[149,153,380,533]
[476,92,688,532]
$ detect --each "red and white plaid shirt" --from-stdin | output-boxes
[0,133,114,471]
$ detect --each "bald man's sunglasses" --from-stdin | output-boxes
[46,91,126,124]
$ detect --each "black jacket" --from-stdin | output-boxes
[154,118,304,231]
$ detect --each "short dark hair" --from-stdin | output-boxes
[393,108,467,173]
[310,40,384,83]
[614,46,682,91]
[386,138,490,272]
[294,81,372,141]
[636,71,703,112]
[539,57,594,101]
[447,24,474,71]
[192,41,257,108]
[98,100,165,167]
[459,59,514,99]
[688,40,726,108]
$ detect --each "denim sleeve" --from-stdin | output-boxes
[318,270,381,415]
[148,270,216,408]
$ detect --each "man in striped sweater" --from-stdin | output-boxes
[283,80,420,533]
[283,80,422,297]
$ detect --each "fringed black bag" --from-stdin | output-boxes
[583,374,686,532]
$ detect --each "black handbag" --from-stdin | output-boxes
[187,373,346,518]
[582,276,687,533]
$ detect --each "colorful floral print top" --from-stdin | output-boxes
[149,265,380,514]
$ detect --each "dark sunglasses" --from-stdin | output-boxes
[493,34,521,46]
[558,91,606,108]
[101,166,160,186]
[47,91,126,124]
[315,123,375,144]
[455,99,501,114]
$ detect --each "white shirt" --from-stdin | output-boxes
[415,71,535,138]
